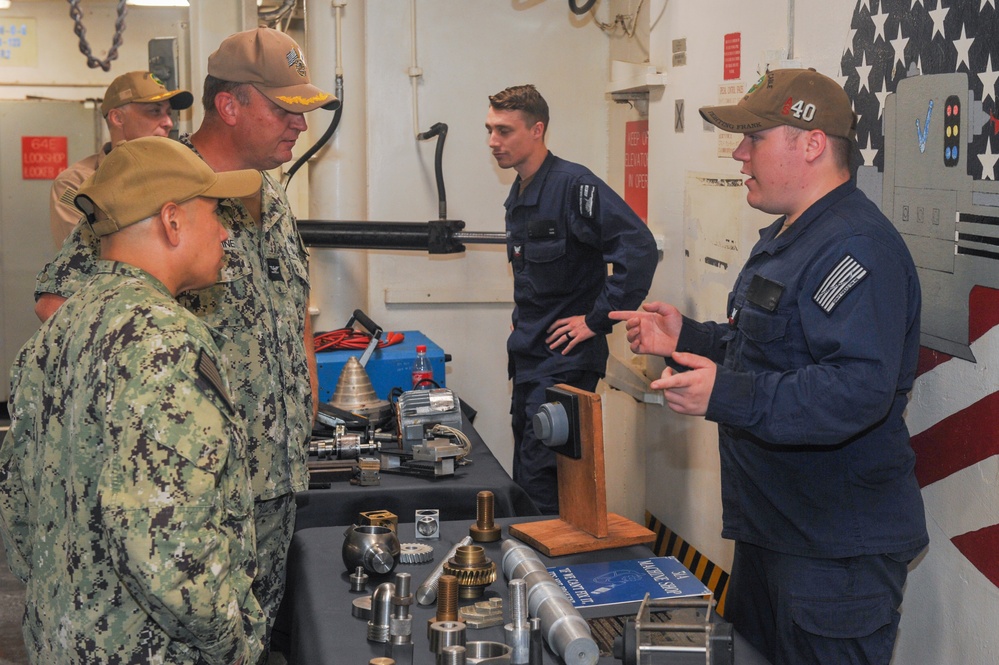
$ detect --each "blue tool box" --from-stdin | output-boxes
[315,330,446,402]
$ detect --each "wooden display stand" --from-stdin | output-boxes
[509,385,655,556]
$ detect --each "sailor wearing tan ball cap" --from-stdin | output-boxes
[35,28,339,658]
[2,136,267,664]
[49,70,195,247]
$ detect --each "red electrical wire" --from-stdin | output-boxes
[313,328,405,353]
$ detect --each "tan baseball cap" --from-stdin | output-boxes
[208,27,340,113]
[101,71,194,117]
[699,68,857,142]
[75,137,261,237]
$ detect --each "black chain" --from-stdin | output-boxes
[67,0,128,72]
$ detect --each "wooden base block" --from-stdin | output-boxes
[508,513,656,557]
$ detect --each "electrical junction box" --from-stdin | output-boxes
[316,330,446,402]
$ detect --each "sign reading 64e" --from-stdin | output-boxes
[22,136,68,180]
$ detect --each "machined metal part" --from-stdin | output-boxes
[368,582,396,643]
[360,510,399,532]
[442,545,498,599]
[440,645,468,665]
[343,524,401,576]
[328,356,393,420]
[464,641,513,665]
[430,620,467,655]
[500,540,599,665]
[469,491,501,543]
[529,618,542,665]
[437,575,460,622]
[504,579,530,664]
[416,536,473,605]
[614,594,733,665]
[352,594,373,620]
[416,509,441,540]
[459,598,504,628]
[390,572,414,645]
[354,457,381,486]
[388,642,414,665]
[350,565,369,593]
[399,542,434,564]
[369,658,395,665]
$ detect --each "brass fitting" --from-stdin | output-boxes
[441,545,497,599]
[469,490,501,542]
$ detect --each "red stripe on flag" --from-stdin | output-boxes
[952,525,999,588]
[911,391,999,487]
[916,347,952,376]
[969,286,999,345]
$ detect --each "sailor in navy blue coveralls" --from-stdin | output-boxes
[614,70,928,664]
[504,152,656,514]
[677,181,928,664]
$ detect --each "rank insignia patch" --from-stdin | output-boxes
[813,254,868,314]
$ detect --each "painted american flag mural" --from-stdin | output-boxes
[840,0,999,592]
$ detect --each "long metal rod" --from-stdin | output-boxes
[298,219,506,253]
[453,231,507,244]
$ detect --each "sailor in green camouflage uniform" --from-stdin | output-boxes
[0,137,265,664]
[32,28,340,655]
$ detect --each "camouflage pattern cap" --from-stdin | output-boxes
[208,27,340,113]
[74,136,261,237]
[101,70,194,117]
[699,68,857,142]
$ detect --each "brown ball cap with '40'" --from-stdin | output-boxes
[74,137,262,237]
[208,27,340,113]
[699,68,857,142]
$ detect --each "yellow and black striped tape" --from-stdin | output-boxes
[645,512,731,618]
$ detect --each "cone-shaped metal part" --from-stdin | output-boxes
[330,357,391,418]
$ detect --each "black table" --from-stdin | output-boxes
[276,517,770,665]
[295,415,540,531]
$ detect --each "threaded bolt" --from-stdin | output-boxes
[469,490,501,542]
[440,645,467,665]
[437,574,459,622]
[509,578,528,626]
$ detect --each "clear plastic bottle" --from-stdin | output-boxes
[411,344,433,389]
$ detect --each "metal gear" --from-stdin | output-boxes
[399,542,434,564]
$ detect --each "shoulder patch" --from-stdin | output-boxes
[812,254,868,314]
[577,183,598,219]
[196,349,234,413]
[58,185,79,208]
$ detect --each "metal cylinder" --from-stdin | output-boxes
[464,641,513,665]
[529,618,542,665]
[391,572,414,645]
[429,620,467,655]
[368,582,395,643]
[437,575,460,622]
[439,645,467,665]
[504,578,530,664]
[498,540,598,665]
[500,541,546,581]
[350,565,369,593]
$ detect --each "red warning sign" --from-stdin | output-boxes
[624,120,648,223]
[22,136,68,180]
[724,33,741,81]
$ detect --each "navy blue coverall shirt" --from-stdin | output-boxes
[676,181,928,559]
[504,151,656,513]
[504,151,657,383]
